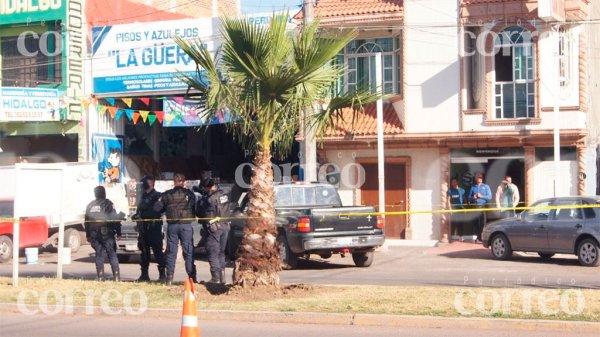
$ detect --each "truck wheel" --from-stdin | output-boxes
[65,229,82,253]
[0,236,13,263]
[352,251,374,267]
[278,235,298,270]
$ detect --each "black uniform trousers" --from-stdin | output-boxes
[206,226,228,274]
[91,235,119,273]
[138,222,166,271]
[165,223,196,278]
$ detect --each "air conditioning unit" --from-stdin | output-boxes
[538,0,565,22]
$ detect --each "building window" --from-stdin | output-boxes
[558,26,572,91]
[340,37,401,95]
[493,26,535,119]
[0,30,62,87]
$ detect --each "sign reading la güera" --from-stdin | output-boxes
[91,18,216,95]
[0,87,60,121]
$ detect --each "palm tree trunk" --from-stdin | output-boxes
[232,148,280,287]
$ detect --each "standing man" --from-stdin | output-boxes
[495,176,520,218]
[447,177,466,237]
[85,186,123,281]
[468,173,492,242]
[197,179,231,284]
[154,173,197,286]
[135,175,166,282]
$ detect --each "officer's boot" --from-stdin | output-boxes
[158,267,166,282]
[166,274,174,286]
[137,269,150,282]
[219,269,226,285]
[96,269,104,281]
[113,270,121,282]
[209,271,220,283]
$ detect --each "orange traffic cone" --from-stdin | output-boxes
[180,278,200,337]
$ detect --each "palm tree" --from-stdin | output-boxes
[176,14,376,288]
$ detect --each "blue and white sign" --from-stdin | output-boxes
[0,87,60,121]
[91,18,217,95]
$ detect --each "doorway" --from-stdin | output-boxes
[359,158,408,239]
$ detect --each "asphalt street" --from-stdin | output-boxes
[1,242,599,288]
[0,312,593,337]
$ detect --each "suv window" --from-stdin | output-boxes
[553,200,583,221]
[523,201,551,221]
[582,201,597,219]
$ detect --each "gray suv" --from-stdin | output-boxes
[482,196,600,266]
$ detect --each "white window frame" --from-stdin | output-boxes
[493,27,535,119]
[343,37,401,95]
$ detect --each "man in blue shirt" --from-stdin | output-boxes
[447,177,466,237]
[468,173,492,242]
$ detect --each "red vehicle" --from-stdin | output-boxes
[0,200,49,263]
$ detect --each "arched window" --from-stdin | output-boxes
[341,37,401,95]
[493,26,535,119]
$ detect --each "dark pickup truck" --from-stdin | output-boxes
[228,182,385,268]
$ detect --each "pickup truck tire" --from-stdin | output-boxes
[352,251,374,267]
[0,235,12,263]
[65,229,82,253]
[278,234,298,270]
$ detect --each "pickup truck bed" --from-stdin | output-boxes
[229,183,384,268]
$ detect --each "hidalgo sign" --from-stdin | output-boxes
[0,87,60,121]
[91,18,216,95]
[0,0,64,25]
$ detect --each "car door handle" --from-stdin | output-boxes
[575,224,583,229]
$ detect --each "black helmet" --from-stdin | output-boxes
[141,175,155,183]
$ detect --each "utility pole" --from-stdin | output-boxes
[300,0,318,182]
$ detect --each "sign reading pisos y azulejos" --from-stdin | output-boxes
[0,0,65,25]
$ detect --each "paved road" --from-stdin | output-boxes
[1,242,599,288]
[0,312,592,337]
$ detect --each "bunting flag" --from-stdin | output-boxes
[132,112,141,124]
[105,98,116,106]
[108,106,118,118]
[115,109,124,121]
[154,111,165,123]
[164,113,175,126]
[122,98,133,108]
[98,105,108,116]
[139,110,150,122]
[80,98,90,111]
[139,97,150,106]
[125,109,134,121]
[148,114,157,126]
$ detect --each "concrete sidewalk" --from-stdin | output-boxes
[1,303,599,333]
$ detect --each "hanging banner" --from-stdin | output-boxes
[0,88,60,121]
[92,134,124,184]
[163,97,231,127]
[91,18,214,95]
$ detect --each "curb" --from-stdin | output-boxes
[1,303,599,332]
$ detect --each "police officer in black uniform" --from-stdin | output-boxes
[154,173,197,286]
[197,178,230,284]
[135,175,166,282]
[85,186,123,281]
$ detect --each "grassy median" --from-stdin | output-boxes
[1,277,599,321]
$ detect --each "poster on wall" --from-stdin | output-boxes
[92,134,124,184]
[163,97,231,127]
[0,88,59,121]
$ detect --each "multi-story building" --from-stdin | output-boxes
[297,0,596,242]
[0,1,86,164]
